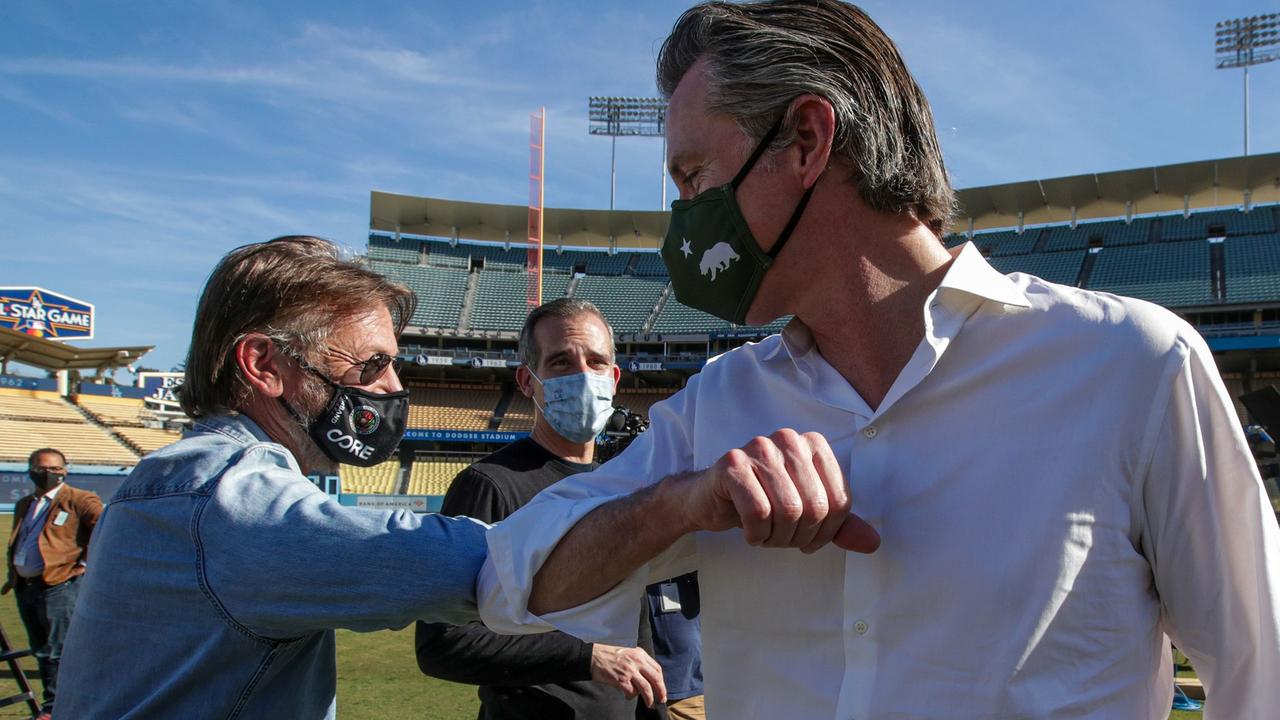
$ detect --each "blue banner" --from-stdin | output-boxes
[0,469,130,511]
[78,383,148,399]
[137,372,185,404]
[0,286,95,340]
[0,374,57,392]
[403,429,527,443]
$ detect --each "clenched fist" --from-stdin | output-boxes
[681,428,880,553]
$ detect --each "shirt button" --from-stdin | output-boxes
[862,425,878,439]
[854,620,869,635]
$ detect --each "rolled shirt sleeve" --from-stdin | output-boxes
[479,380,703,646]
[200,445,490,640]
[1141,332,1280,717]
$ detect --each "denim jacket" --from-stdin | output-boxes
[56,414,488,719]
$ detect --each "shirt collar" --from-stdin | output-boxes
[937,242,1032,310]
[190,413,275,446]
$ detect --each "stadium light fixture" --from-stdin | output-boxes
[1215,13,1280,156]
[588,96,668,210]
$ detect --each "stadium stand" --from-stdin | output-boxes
[368,234,421,264]
[988,251,1086,287]
[116,426,181,455]
[1225,234,1280,304]
[339,462,400,494]
[408,384,501,430]
[0,393,85,423]
[371,262,469,328]
[615,388,677,418]
[469,271,571,331]
[631,252,670,277]
[77,394,152,427]
[499,392,534,432]
[406,457,473,496]
[0,389,141,464]
[1086,240,1214,307]
[0,418,137,465]
[572,276,667,333]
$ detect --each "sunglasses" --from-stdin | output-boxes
[274,341,401,386]
[348,352,401,385]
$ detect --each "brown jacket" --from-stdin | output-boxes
[7,484,103,587]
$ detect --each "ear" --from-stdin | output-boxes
[609,364,622,392]
[515,365,535,398]
[235,333,289,399]
[787,94,837,189]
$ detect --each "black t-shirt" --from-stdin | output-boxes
[416,438,658,720]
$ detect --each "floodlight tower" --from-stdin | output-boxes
[1215,14,1280,156]
[588,97,668,210]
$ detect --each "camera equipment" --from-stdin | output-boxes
[594,406,650,464]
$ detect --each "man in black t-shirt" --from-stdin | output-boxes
[416,299,667,720]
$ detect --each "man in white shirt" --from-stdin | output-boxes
[478,1,1280,718]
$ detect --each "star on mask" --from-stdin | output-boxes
[680,238,692,258]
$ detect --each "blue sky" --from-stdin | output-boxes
[2,0,1277,374]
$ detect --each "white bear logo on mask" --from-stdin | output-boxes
[699,242,740,282]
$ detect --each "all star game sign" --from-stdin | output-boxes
[0,287,95,340]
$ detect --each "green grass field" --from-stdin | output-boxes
[0,514,1205,719]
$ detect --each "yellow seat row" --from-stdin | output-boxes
[0,393,85,422]
[405,459,473,496]
[0,418,138,465]
[77,394,154,427]
[408,385,500,430]
[339,463,400,494]
[117,426,183,454]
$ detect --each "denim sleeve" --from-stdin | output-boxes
[198,445,489,640]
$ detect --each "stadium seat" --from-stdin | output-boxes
[0,393,86,423]
[0,418,138,465]
[408,384,501,430]
[1225,234,1280,304]
[368,234,421,264]
[338,462,401,494]
[988,251,1086,286]
[76,394,154,428]
[406,458,474,496]
[1086,240,1213,307]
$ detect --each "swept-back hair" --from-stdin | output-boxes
[658,0,957,229]
[180,236,415,417]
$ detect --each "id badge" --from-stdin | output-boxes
[53,511,69,527]
[657,581,682,613]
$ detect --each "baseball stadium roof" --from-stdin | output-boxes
[372,152,1280,246]
[0,327,152,374]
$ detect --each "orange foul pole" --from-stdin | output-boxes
[527,107,546,309]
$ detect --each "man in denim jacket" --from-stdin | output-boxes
[56,236,488,719]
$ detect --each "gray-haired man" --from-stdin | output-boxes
[478,2,1280,718]
[56,236,487,719]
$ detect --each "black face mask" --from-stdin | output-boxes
[28,469,65,491]
[278,347,409,467]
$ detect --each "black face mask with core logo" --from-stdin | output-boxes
[279,359,409,467]
[661,114,818,325]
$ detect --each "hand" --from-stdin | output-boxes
[681,428,880,553]
[589,643,667,708]
[0,579,11,596]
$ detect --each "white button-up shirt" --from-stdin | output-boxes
[479,243,1280,719]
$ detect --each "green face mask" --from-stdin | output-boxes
[661,116,817,325]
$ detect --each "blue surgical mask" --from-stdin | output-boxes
[529,369,616,444]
